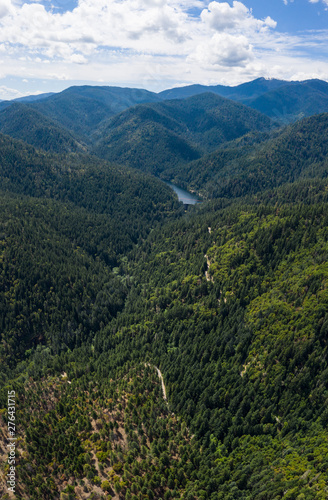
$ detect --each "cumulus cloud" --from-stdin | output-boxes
[190,33,254,67]
[201,1,276,32]
[69,53,88,64]
[0,0,192,59]
[0,0,13,18]
[0,0,276,62]
[201,1,248,30]
[190,1,276,72]
[0,0,327,92]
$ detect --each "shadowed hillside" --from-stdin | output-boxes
[0,103,85,153]
[94,93,273,175]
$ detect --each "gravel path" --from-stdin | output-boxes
[145,364,167,401]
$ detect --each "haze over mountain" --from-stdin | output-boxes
[0,92,55,111]
[160,78,328,123]
[159,77,288,102]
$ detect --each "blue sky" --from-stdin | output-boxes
[247,0,328,33]
[0,0,328,99]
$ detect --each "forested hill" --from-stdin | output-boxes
[160,78,328,123]
[0,132,179,225]
[0,78,327,154]
[93,93,273,175]
[164,112,328,199]
[2,180,328,498]
[0,103,85,153]
[30,85,161,138]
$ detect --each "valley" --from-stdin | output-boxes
[0,77,328,500]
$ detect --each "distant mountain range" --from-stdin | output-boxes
[0,76,328,194]
[159,77,288,102]
[0,77,327,142]
[160,77,328,123]
[248,79,328,122]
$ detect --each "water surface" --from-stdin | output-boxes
[165,182,200,205]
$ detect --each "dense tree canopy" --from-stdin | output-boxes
[1,90,328,499]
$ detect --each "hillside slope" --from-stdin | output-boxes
[0,103,85,153]
[30,85,161,138]
[249,79,328,122]
[94,93,273,175]
[168,112,328,199]
[0,131,180,376]
[3,181,328,498]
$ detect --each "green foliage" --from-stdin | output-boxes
[172,112,328,199]
[101,480,111,492]
[94,93,273,176]
[0,102,84,153]
[250,79,328,122]
[2,87,328,500]
[31,85,161,138]
[0,193,128,373]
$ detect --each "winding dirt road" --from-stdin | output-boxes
[145,364,167,402]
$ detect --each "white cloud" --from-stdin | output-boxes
[308,0,328,7]
[0,0,326,93]
[69,53,87,64]
[201,1,249,30]
[190,33,254,67]
[0,0,265,61]
[0,85,24,99]
[201,1,277,32]
[0,0,13,18]
[0,0,192,57]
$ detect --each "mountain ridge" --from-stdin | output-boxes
[93,92,274,175]
[0,102,86,153]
